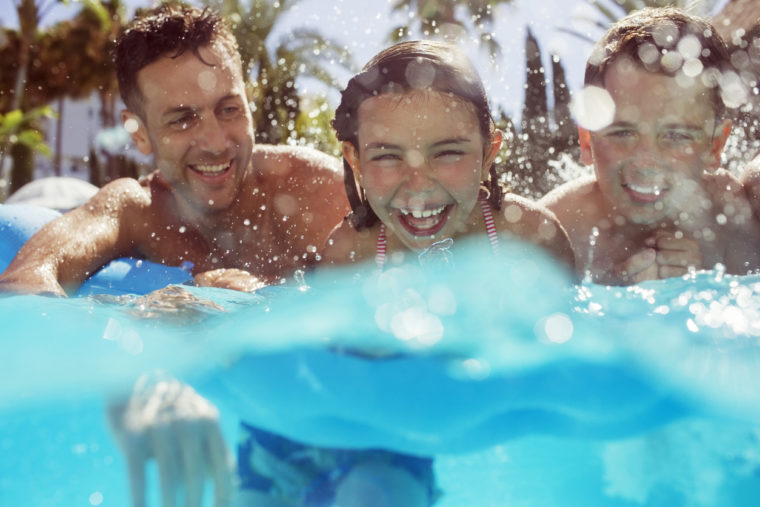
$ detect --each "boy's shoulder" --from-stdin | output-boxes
[539,175,597,206]
[538,175,601,222]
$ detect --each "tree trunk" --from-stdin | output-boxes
[54,97,63,176]
[10,143,34,195]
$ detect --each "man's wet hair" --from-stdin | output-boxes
[585,7,732,119]
[332,40,502,230]
[115,3,242,119]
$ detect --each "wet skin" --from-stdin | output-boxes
[0,45,350,296]
[541,59,760,284]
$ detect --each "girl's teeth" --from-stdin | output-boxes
[402,206,445,218]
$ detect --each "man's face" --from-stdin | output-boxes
[124,43,254,214]
[582,59,730,226]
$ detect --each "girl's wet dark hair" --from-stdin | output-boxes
[115,4,241,119]
[331,40,502,230]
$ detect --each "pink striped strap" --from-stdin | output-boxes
[375,223,387,269]
[479,198,500,253]
[375,198,499,270]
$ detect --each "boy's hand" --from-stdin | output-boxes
[615,230,702,284]
[616,231,702,284]
[647,230,703,279]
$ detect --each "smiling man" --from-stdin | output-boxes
[0,4,348,296]
[0,4,351,507]
[539,7,760,285]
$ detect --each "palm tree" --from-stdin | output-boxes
[206,0,355,145]
[388,0,514,55]
[1,0,113,196]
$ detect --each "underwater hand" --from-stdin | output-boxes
[107,375,233,507]
[194,268,267,293]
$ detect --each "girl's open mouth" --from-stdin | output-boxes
[395,204,452,236]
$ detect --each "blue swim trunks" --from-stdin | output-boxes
[237,423,439,505]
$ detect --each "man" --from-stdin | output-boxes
[0,4,349,506]
[540,7,760,285]
[0,5,348,296]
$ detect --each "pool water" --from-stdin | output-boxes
[2,239,760,506]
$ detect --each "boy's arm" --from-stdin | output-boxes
[0,179,146,296]
[741,154,760,221]
[503,195,576,274]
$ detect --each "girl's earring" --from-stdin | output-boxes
[479,183,491,201]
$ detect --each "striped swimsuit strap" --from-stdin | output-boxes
[375,198,500,269]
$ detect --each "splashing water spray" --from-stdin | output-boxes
[418,237,455,269]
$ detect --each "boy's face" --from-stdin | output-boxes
[581,59,731,226]
[123,44,254,215]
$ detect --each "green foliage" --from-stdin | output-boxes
[206,0,356,146]
[388,0,513,55]
[292,95,341,157]
[0,106,56,157]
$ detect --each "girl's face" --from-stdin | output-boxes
[344,90,498,252]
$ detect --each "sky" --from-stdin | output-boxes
[0,0,732,166]
[0,0,614,115]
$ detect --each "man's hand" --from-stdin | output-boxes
[0,265,67,297]
[194,268,267,293]
[107,376,233,507]
[616,230,703,284]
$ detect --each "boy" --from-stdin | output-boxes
[540,8,760,285]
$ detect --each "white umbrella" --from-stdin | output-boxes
[6,176,98,212]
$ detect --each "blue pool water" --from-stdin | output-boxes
[2,234,760,506]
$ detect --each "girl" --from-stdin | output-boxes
[324,40,574,270]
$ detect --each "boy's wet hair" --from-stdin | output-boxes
[585,7,731,119]
[332,40,502,230]
[115,4,242,119]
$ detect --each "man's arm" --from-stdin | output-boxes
[0,178,147,296]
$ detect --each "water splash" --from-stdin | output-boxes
[583,226,599,284]
[418,237,455,269]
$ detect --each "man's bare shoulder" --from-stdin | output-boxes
[321,218,377,267]
[75,177,152,216]
[251,144,342,181]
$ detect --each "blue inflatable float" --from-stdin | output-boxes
[0,203,192,295]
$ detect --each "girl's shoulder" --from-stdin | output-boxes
[320,217,381,268]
